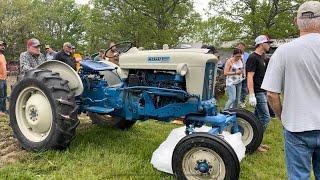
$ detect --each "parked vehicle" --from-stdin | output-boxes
[10,42,263,179]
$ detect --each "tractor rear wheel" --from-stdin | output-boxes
[172,133,240,180]
[9,69,79,151]
[88,113,135,130]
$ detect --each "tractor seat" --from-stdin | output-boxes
[100,70,122,87]
[81,60,115,71]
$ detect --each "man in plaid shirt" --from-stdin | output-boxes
[19,38,46,73]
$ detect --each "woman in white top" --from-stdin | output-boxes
[224,48,245,110]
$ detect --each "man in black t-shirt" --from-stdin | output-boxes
[246,35,271,152]
[53,42,76,70]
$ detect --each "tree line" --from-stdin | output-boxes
[0,0,306,60]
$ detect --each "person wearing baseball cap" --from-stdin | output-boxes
[53,42,76,70]
[262,1,320,179]
[19,38,46,73]
[245,34,272,153]
[254,35,272,46]
[44,44,57,60]
[0,40,7,116]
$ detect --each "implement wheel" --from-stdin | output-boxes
[9,69,79,151]
[172,133,240,180]
[88,113,135,130]
[228,108,263,153]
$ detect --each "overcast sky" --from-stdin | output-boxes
[75,0,211,20]
[193,0,211,20]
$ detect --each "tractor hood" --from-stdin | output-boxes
[119,48,219,70]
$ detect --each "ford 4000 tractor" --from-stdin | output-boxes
[10,42,263,179]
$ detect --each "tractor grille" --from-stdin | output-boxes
[202,62,215,100]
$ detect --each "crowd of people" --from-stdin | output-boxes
[222,1,320,179]
[19,39,119,73]
[0,1,318,179]
[0,39,119,115]
[223,36,272,153]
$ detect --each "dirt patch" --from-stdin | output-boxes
[0,116,26,166]
[0,74,92,166]
[0,75,26,166]
[0,114,92,167]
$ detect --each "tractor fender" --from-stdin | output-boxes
[37,60,84,96]
[99,60,128,79]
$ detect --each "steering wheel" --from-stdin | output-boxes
[105,41,133,58]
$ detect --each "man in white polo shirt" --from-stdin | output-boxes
[261,1,320,179]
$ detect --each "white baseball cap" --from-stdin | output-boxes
[297,1,320,19]
[255,35,272,46]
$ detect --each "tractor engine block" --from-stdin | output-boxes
[127,70,187,108]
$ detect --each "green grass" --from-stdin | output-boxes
[0,96,289,180]
[0,118,287,179]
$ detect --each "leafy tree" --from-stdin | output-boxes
[84,0,199,50]
[207,0,306,43]
[0,0,33,60]
[0,0,308,58]
[194,16,243,46]
[0,0,85,59]
[31,0,85,52]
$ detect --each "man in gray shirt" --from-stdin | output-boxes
[261,1,320,179]
[19,38,46,73]
[45,45,57,60]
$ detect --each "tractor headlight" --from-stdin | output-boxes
[176,63,188,76]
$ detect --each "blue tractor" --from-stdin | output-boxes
[10,42,263,179]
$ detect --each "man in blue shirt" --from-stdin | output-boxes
[237,42,250,107]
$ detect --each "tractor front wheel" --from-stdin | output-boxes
[172,133,240,180]
[9,69,79,151]
[228,108,264,153]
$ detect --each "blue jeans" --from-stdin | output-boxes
[284,129,320,180]
[224,83,241,110]
[254,92,270,132]
[240,78,247,103]
[0,80,6,112]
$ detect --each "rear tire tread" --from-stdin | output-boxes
[10,69,79,151]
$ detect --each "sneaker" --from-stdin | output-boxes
[260,144,270,150]
[257,146,268,153]
[257,144,270,153]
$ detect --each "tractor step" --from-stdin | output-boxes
[84,106,114,114]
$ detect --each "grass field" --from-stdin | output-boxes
[0,114,289,179]
[0,81,290,179]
